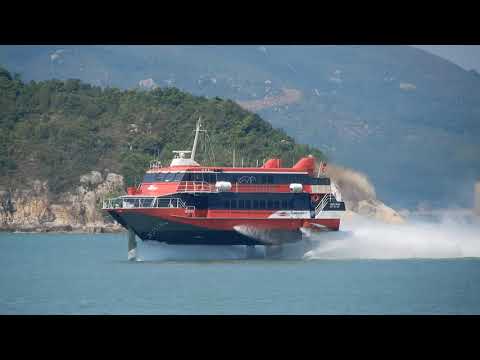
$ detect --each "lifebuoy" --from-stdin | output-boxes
[311,194,320,202]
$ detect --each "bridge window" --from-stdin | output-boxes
[193,173,204,182]
[164,173,176,182]
[143,174,156,182]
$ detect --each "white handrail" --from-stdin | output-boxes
[102,197,187,210]
[315,193,332,216]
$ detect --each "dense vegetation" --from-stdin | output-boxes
[0,67,324,195]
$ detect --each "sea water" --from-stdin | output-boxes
[1,215,480,314]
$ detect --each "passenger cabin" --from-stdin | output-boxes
[127,156,331,197]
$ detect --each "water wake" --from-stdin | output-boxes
[304,213,480,260]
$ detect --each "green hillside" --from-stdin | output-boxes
[0,67,324,195]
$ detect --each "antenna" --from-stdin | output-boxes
[233,144,236,167]
[190,117,202,161]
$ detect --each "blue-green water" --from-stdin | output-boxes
[1,232,480,314]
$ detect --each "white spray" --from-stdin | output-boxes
[304,212,480,260]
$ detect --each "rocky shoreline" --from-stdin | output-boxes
[0,171,126,234]
[0,224,124,233]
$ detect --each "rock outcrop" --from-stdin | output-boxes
[0,171,125,232]
[324,164,406,224]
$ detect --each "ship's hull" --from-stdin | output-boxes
[107,208,341,245]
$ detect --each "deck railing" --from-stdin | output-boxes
[176,181,216,193]
[315,193,332,217]
[102,197,187,210]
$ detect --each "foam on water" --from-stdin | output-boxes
[304,212,480,260]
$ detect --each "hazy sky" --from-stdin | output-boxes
[413,45,480,72]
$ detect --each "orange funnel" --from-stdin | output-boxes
[262,158,282,168]
[292,156,315,175]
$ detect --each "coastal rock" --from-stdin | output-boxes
[0,171,125,232]
[97,173,124,196]
[325,164,405,224]
[80,171,103,188]
[356,199,405,224]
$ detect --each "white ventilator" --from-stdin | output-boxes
[289,183,303,193]
[215,181,232,192]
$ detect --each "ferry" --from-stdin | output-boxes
[103,119,346,259]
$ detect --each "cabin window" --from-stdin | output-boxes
[208,173,217,183]
[253,200,259,209]
[174,173,184,181]
[311,177,330,185]
[231,200,237,209]
[281,200,288,209]
[238,200,245,209]
[245,200,251,209]
[193,173,204,182]
[267,200,274,209]
[261,175,267,184]
[267,175,274,184]
[274,200,280,209]
[293,197,306,210]
[224,200,230,209]
[155,173,166,182]
[259,199,265,209]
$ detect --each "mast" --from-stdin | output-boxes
[191,117,201,161]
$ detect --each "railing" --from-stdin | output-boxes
[176,182,282,193]
[315,193,332,217]
[232,184,276,192]
[102,197,187,210]
[149,160,163,170]
[176,181,216,193]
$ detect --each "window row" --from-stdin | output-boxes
[143,172,330,185]
[223,199,292,210]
